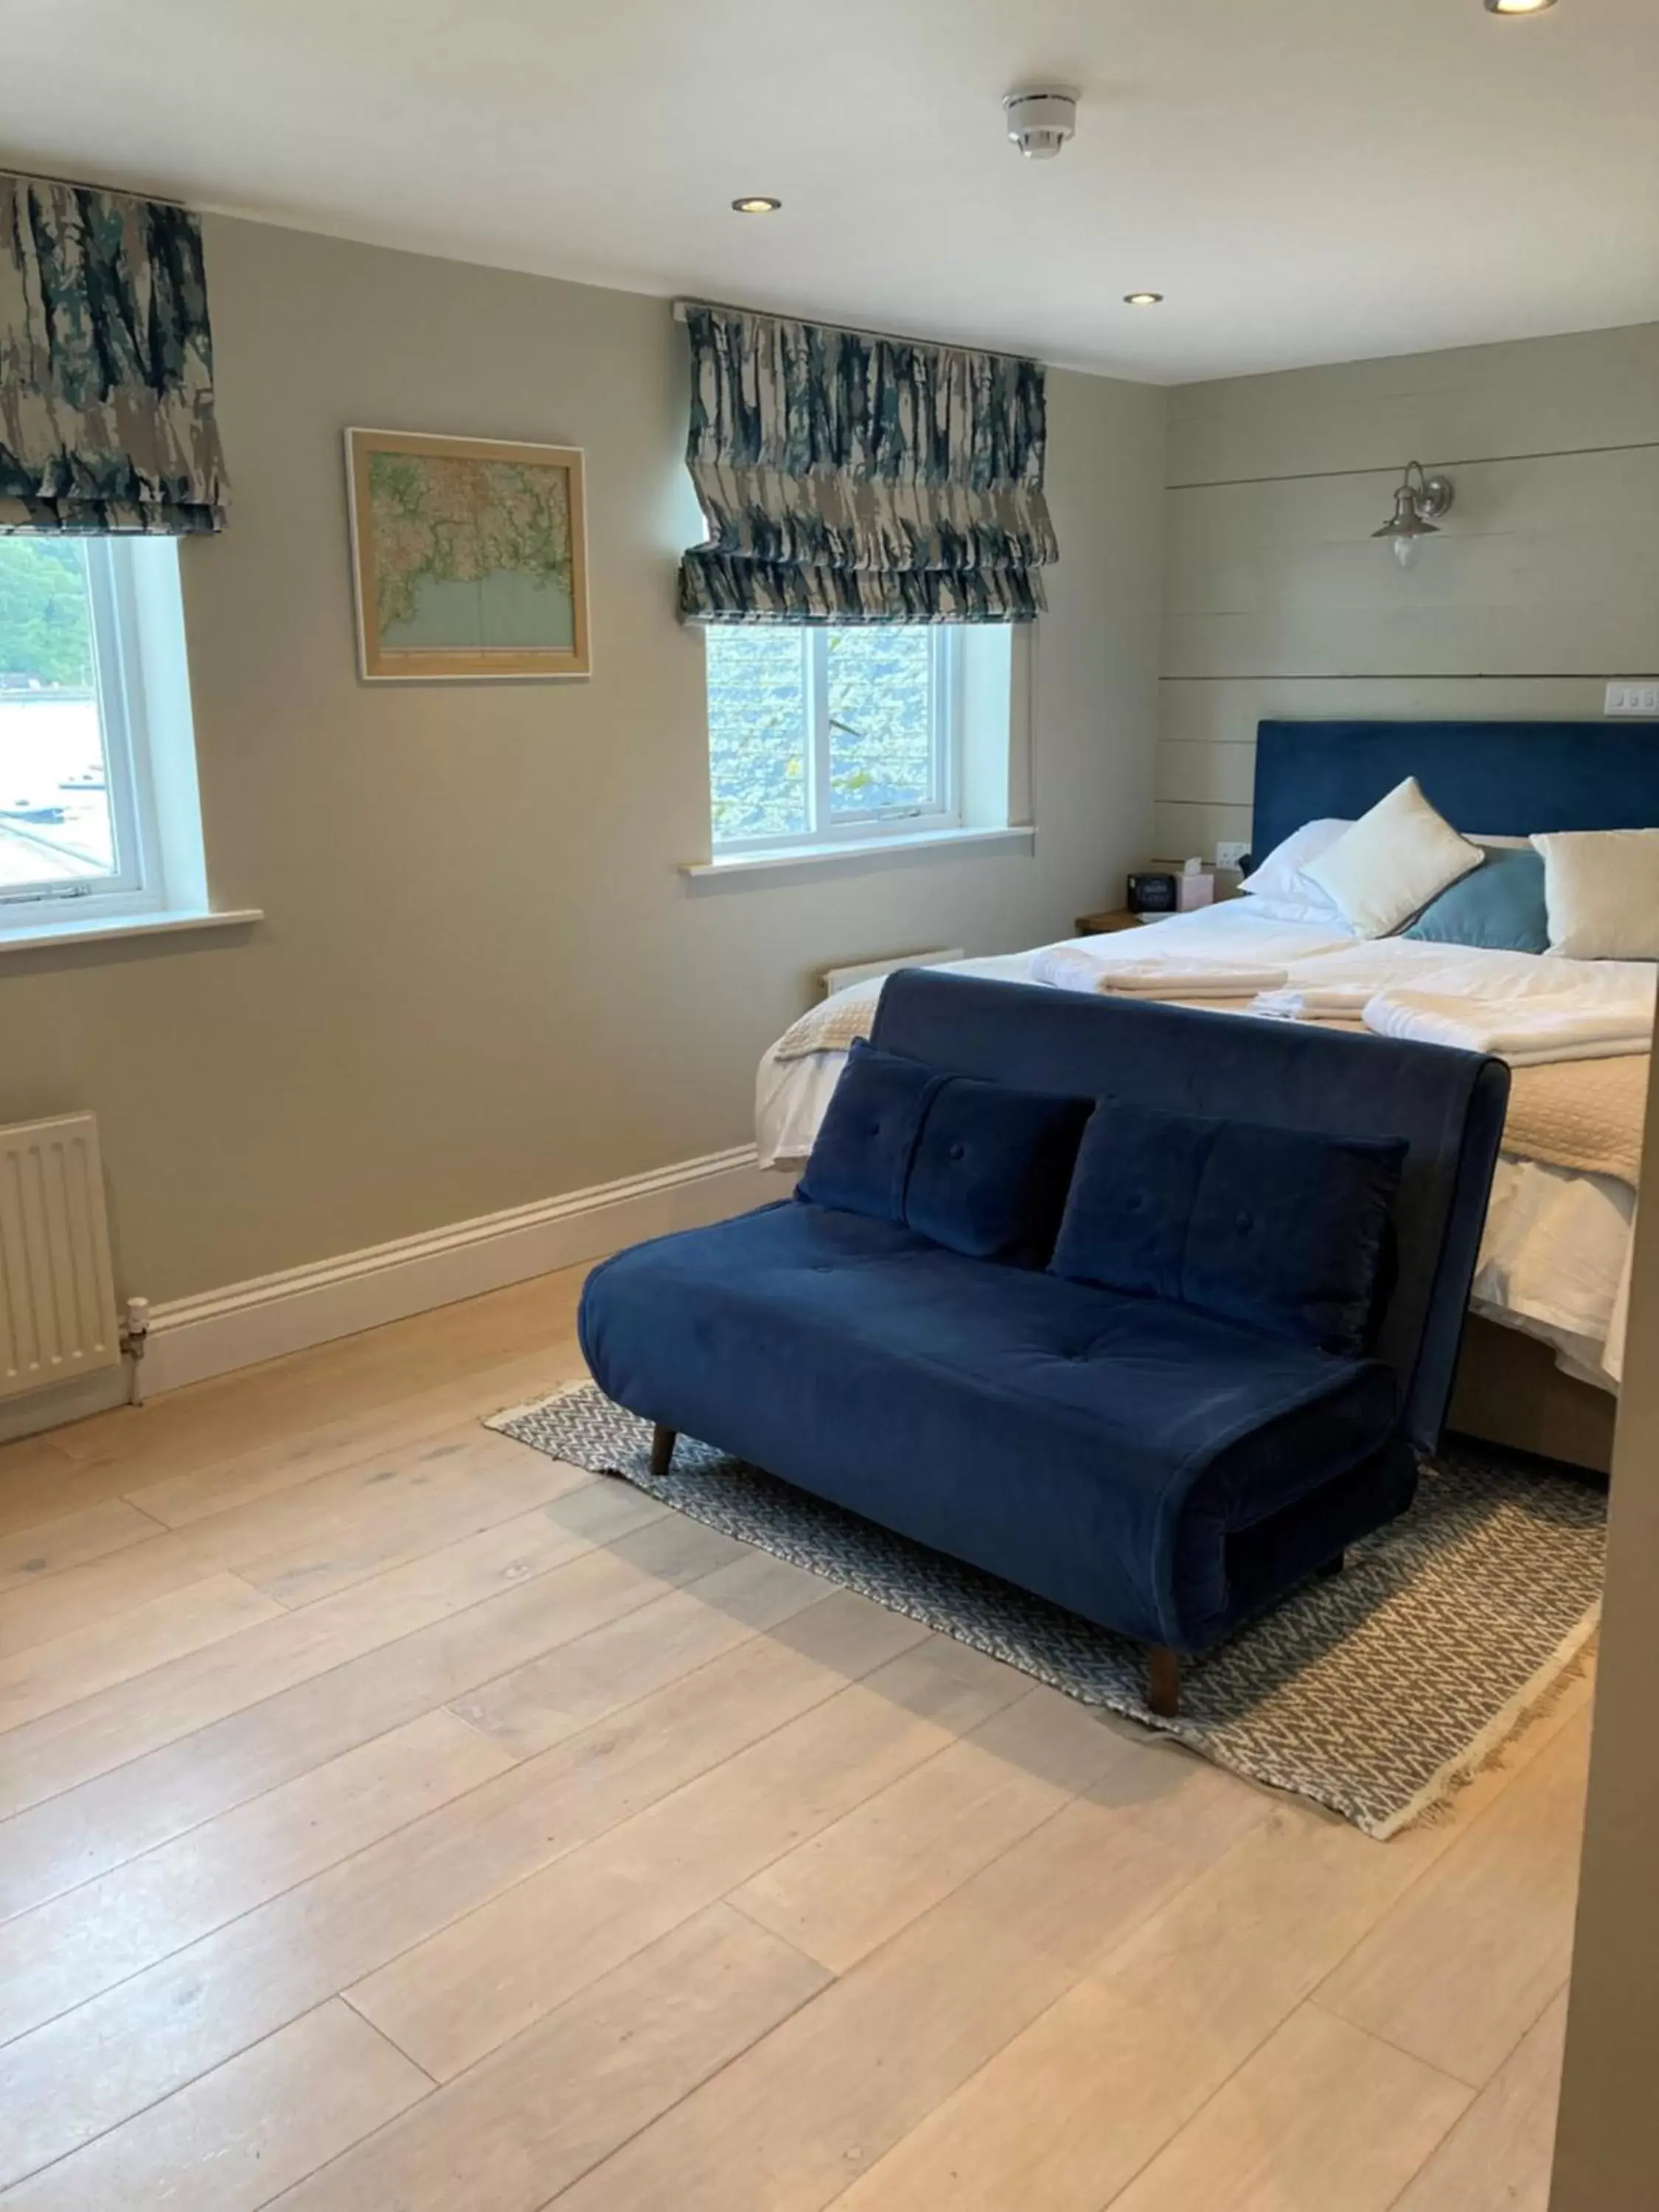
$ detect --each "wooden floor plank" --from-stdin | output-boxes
[0,1443,134,1542]
[0,1496,162,1595]
[49,1272,585,1483]
[0,1482,670,1826]
[553,1750,1270,2212]
[450,1545,834,1757]
[347,1638,1029,2081]
[0,1592,928,2185]
[272,1908,828,2212]
[1102,2003,1471,2212]
[1390,1986,1568,2212]
[0,1708,514,2045]
[0,1526,235,1661]
[124,1347,583,1530]
[0,1495,724,1918]
[0,1433,78,1488]
[830,1971,1208,2212]
[734,1686,1142,1974]
[820,1745,1575,2212]
[0,1571,282,1734]
[1315,1713,1589,2087]
[181,1425,593,1607]
[0,2000,430,2212]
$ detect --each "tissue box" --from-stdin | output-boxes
[1148,860,1217,912]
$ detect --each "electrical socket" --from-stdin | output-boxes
[1214,840,1251,872]
[1604,682,1659,717]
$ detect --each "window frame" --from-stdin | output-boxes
[709,625,964,858]
[0,537,178,930]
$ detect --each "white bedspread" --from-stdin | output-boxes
[754,902,1655,1391]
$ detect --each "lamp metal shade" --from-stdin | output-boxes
[1372,485,1440,544]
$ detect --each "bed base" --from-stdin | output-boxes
[1448,1315,1613,1475]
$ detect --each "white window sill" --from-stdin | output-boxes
[0,906,263,956]
[682,824,1035,891]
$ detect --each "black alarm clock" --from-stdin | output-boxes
[1127,872,1178,914]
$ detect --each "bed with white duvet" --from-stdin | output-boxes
[756,899,1649,1393]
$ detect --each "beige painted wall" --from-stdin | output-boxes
[0,217,1166,1304]
[1551,1034,1659,2208]
[1156,322,1659,861]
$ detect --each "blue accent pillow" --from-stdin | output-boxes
[799,1040,1091,1266]
[1401,846,1549,953]
[797,1040,942,1223]
[1051,1100,1405,1355]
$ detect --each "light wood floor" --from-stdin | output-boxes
[0,1262,1589,2211]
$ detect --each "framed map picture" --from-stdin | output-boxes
[346,428,591,681]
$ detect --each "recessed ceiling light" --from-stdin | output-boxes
[1485,0,1556,13]
[731,196,782,215]
[1124,292,1164,307]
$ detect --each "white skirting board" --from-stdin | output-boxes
[0,1144,779,1441]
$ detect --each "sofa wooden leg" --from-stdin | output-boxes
[1146,1646,1181,1719]
[1318,1551,1346,1579]
[649,1425,677,1479]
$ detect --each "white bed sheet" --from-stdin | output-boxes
[755,901,1646,1391]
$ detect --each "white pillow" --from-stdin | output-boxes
[1239,818,1352,924]
[1304,778,1482,940]
[1532,830,1659,960]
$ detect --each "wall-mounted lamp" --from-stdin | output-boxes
[1372,461,1455,570]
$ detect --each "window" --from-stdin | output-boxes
[0,535,207,935]
[707,627,961,853]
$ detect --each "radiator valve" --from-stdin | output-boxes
[121,1296,151,1407]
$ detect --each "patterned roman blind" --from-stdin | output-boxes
[678,303,1057,624]
[0,173,228,535]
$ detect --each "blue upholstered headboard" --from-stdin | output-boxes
[1251,720,1659,863]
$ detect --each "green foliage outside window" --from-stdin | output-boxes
[709,627,936,844]
[0,539,93,689]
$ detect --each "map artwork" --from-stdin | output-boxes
[347,431,591,680]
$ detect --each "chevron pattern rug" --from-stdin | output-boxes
[487,1382,1604,1838]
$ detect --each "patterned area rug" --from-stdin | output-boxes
[487,1382,1604,1838]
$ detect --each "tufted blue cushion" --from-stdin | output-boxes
[796,1040,942,1223]
[799,1040,1091,1265]
[1051,1101,1405,1356]
[1401,846,1550,953]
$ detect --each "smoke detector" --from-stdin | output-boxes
[1004,88,1078,161]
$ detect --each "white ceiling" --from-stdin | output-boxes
[4,0,1658,383]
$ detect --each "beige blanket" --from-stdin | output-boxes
[1505,1055,1649,1189]
[771,976,1649,1192]
[773,976,887,1061]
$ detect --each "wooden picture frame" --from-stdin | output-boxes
[345,428,591,681]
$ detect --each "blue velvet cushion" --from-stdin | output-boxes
[1400,846,1550,953]
[1051,1101,1405,1355]
[798,1040,1091,1265]
[796,1040,943,1223]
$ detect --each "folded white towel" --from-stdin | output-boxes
[1251,984,1374,1021]
[1362,989,1653,1066]
[1031,946,1287,999]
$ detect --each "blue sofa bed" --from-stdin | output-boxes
[580,970,1509,1713]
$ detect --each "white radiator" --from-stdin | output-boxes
[819,947,965,998]
[0,1113,121,1403]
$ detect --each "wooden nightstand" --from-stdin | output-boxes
[1073,907,1148,936]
